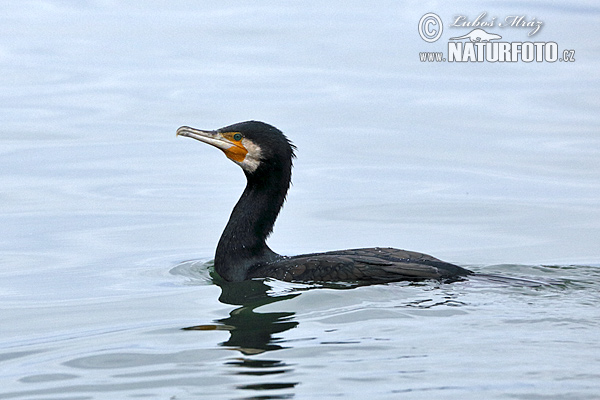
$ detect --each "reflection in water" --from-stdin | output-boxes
[183,273,300,398]
[178,263,556,399]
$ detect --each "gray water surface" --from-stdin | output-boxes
[1,1,599,399]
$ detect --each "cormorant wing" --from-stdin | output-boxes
[247,247,470,283]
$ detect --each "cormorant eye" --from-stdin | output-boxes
[233,133,243,141]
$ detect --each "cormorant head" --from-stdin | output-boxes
[177,121,295,176]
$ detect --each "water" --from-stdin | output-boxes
[1,1,599,399]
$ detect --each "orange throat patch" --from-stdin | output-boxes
[223,144,248,163]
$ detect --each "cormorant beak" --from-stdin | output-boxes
[176,126,231,152]
[176,125,249,163]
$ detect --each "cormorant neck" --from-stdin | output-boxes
[215,162,291,281]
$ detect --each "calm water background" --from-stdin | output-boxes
[1,1,599,399]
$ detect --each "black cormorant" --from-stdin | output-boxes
[177,121,472,283]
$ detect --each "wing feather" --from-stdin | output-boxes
[247,247,471,283]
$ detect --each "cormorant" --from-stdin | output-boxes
[177,121,472,283]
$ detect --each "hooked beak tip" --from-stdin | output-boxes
[176,126,190,137]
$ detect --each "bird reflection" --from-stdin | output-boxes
[184,274,300,354]
[183,274,300,397]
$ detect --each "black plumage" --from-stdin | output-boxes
[177,121,472,283]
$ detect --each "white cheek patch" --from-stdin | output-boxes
[237,139,262,173]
